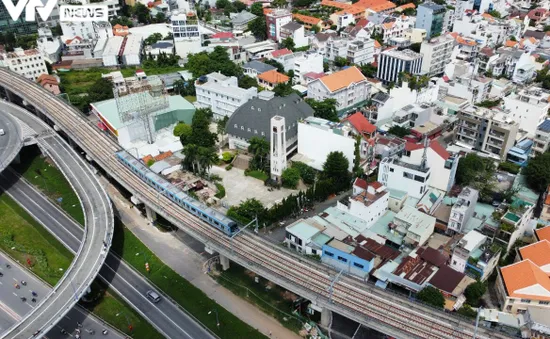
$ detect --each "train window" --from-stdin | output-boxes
[213,221,219,226]
[191,208,196,212]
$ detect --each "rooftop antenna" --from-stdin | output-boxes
[421,135,429,170]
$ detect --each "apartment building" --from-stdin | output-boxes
[378,156,431,199]
[266,9,293,41]
[61,21,113,41]
[325,37,374,66]
[420,34,454,76]
[415,2,446,39]
[171,11,200,57]
[377,48,423,84]
[293,53,324,85]
[195,72,258,120]
[307,66,370,114]
[531,119,550,158]
[450,230,501,282]
[447,187,479,234]
[0,48,48,81]
[503,87,550,136]
[279,22,309,48]
[455,106,519,160]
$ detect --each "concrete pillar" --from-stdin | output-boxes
[5,89,15,103]
[145,205,157,223]
[320,307,332,327]
[220,255,230,271]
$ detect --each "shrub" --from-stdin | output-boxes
[281,167,300,189]
[225,164,233,171]
[457,304,477,318]
[210,174,222,182]
[498,162,520,174]
[214,183,226,199]
[222,151,234,163]
[146,159,155,167]
[292,161,316,185]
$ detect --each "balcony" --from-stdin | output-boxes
[489,130,505,140]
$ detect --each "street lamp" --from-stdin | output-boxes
[208,309,220,328]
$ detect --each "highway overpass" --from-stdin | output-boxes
[0,107,23,172]
[0,69,513,339]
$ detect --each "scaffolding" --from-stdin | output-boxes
[114,75,169,144]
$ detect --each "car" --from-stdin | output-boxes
[0,129,4,136]
[146,290,161,303]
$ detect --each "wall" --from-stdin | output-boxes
[503,96,549,136]
[346,192,389,226]
[307,79,370,112]
[378,159,430,199]
[376,83,439,123]
[321,244,373,276]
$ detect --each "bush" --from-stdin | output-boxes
[281,167,300,189]
[215,183,226,199]
[146,159,155,167]
[457,304,477,318]
[210,174,222,182]
[464,281,487,307]
[225,164,233,171]
[292,161,316,185]
[416,286,445,308]
[222,151,234,163]
[498,162,520,174]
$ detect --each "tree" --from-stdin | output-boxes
[234,0,247,11]
[250,2,264,16]
[144,33,163,45]
[457,304,477,318]
[409,42,421,53]
[322,151,351,192]
[273,82,294,97]
[110,16,134,28]
[352,136,363,178]
[227,198,267,224]
[248,17,267,40]
[272,0,287,7]
[487,10,501,18]
[524,152,550,192]
[416,286,445,308]
[186,47,242,78]
[281,37,295,51]
[359,63,377,78]
[387,125,410,138]
[189,108,218,148]
[217,116,229,135]
[292,162,316,185]
[509,36,517,41]
[305,98,338,122]
[456,153,492,186]
[402,7,416,16]
[282,167,300,188]
[334,56,349,67]
[263,59,285,73]
[464,281,487,307]
[173,122,192,138]
[216,0,230,8]
[248,137,270,172]
[51,23,62,36]
[88,78,114,103]
[238,75,258,89]
[311,25,320,33]
[132,3,151,24]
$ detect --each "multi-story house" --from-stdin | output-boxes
[455,106,519,160]
[307,66,370,115]
[439,70,493,103]
[415,2,446,39]
[503,87,550,136]
[453,35,480,62]
[531,119,550,158]
[346,37,375,65]
[420,34,454,77]
[61,21,113,41]
[293,52,324,85]
[378,156,431,199]
[376,48,423,84]
[279,22,309,48]
[231,10,257,31]
[447,187,479,234]
[171,11,200,58]
[292,13,323,31]
[0,48,48,81]
[266,9,292,41]
[195,72,258,120]
[449,230,501,282]
[483,200,535,253]
[378,15,414,43]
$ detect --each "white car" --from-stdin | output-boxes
[0,129,4,136]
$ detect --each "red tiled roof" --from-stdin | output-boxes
[370,181,382,189]
[519,240,550,270]
[303,72,325,79]
[211,32,234,39]
[405,141,424,151]
[430,140,450,160]
[345,112,376,134]
[535,225,550,242]
[271,48,292,58]
[354,178,368,189]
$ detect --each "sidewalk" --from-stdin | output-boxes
[102,178,300,339]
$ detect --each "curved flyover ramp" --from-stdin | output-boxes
[0,106,23,172]
[0,100,114,339]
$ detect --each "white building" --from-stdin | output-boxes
[146,41,175,59]
[266,9,292,42]
[325,37,375,66]
[102,36,124,66]
[337,179,389,228]
[307,66,370,114]
[377,48,423,84]
[0,48,48,81]
[420,34,454,77]
[195,72,258,120]
[503,86,550,136]
[532,119,550,158]
[171,11,201,58]
[439,70,493,104]
[448,187,479,234]
[279,22,309,49]
[293,52,324,85]
[61,21,113,42]
[394,205,436,246]
[270,115,287,180]
[378,156,431,199]
[242,40,279,60]
[122,35,143,66]
[450,230,500,282]
[512,52,537,85]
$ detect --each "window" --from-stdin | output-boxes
[241,126,244,130]
[324,251,334,257]
[353,262,364,269]
[520,299,531,303]
[414,175,425,183]
[337,256,348,263]
[539,301,550,305]
[234,124,238,128]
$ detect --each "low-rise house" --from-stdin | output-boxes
[242,60,277,80]
[337,179,389,227]
[242,40,279,60]
[279,22,309,48]
[293,13,323,31]
[503,86,550,136]
[449,230,501,281]
[428,265,474,310]
[447,187,479,234]
[531,119,550,158]
[231,10,257,31]
[506,138,533,167]
[293,52,324,85]
[378,156,431,199]
[36,74,60,95]
[486,199,535,253]
[257,70,290,90]
[393,206,437,247]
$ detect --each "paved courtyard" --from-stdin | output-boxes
[210,165,298,208]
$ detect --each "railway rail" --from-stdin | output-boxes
[0,69,512,339]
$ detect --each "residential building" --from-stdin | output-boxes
[428,265,474,311]
[292,13,323,31]
[195,72,258,120]
[231,10,257,31]
[257,70,290,90]
[395,206,437,247]
[415,2,446,39]
[121,35,142,66]
[506,139,533,167]
[448,187,479,234]
[226,91,314,154]
[541,187,550,222]
[439,72,493,104]
[146,41,175,59]
[36,74,60,96]
[337,180,389,227]
[293,53,324,85]
[420,34,454,77]
[519,240,550,276]
[404,28,427,43]
[0,48,48,81]
[102,36,124,67]
[284,219,330,256]
[377,48,423,84]
[307,66,370,115]
[266,9,293,41]
[455,106,519,160]
[61,21,113,42]
[242,61,277,80]
[378,156,431,199]
[311,32,338,51]
[171,11,201,58]
[449,230,501,281]
[503,87,550,136]
[325,37,375,66]
[532,119,550,158]
[279,22,309,48]
[322,239,374,279]
[497,260,550,314]
[242,40,279,60]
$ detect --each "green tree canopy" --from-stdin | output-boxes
[250,2,264,16]
[416,286,445,308]
[305,98,338,122]
[186,47,242,78]
[144,32,163,45]
[464,281,487,307]
[88,78,114,103]
[248,17,267,40]
[227,198,267,224]
[234,1,247,11]
[322,151,351,192]
[263,59,285,73]
[524,152,550,192]
[334,56,349,67]
[387,125,410,138]
[248,137,270,172]
[132,3,151,23]
[352,136,364,178]
[273,82,294,97]
[173,122,192,140]
[238,75,258,89]
[360,63,377,78]
[281,37,295,51]
[282,167,301,188]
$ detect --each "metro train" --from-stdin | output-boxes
[115,150,239,236]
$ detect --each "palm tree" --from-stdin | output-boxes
[173,79,186,96]
[197,147,218,175]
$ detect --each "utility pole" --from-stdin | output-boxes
[328,268,344,303]
[230,217,257,252]
[473,307,483,339]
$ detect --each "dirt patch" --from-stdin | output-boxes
[281,290,298,302]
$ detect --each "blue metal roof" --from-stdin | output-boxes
[538,119,550,133]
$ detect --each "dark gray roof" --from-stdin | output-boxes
[152,41,174,49]
[242,60,277,74]
[226,93,314,142]
[524,29,546,40]
[314,32,337,42]
[538,119,550,133]
[373,92,390,103]
[231,10,257,25]
[282,21,302,32]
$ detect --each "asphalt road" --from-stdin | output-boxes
[0,110,23,172]
[0,169,215,339]
[0,253,123,339]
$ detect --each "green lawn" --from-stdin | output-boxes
[11,146,85,225]
[184,95,197,103]
[0,194,73,285]
[246,170,269,182]
[111,220,267,339]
